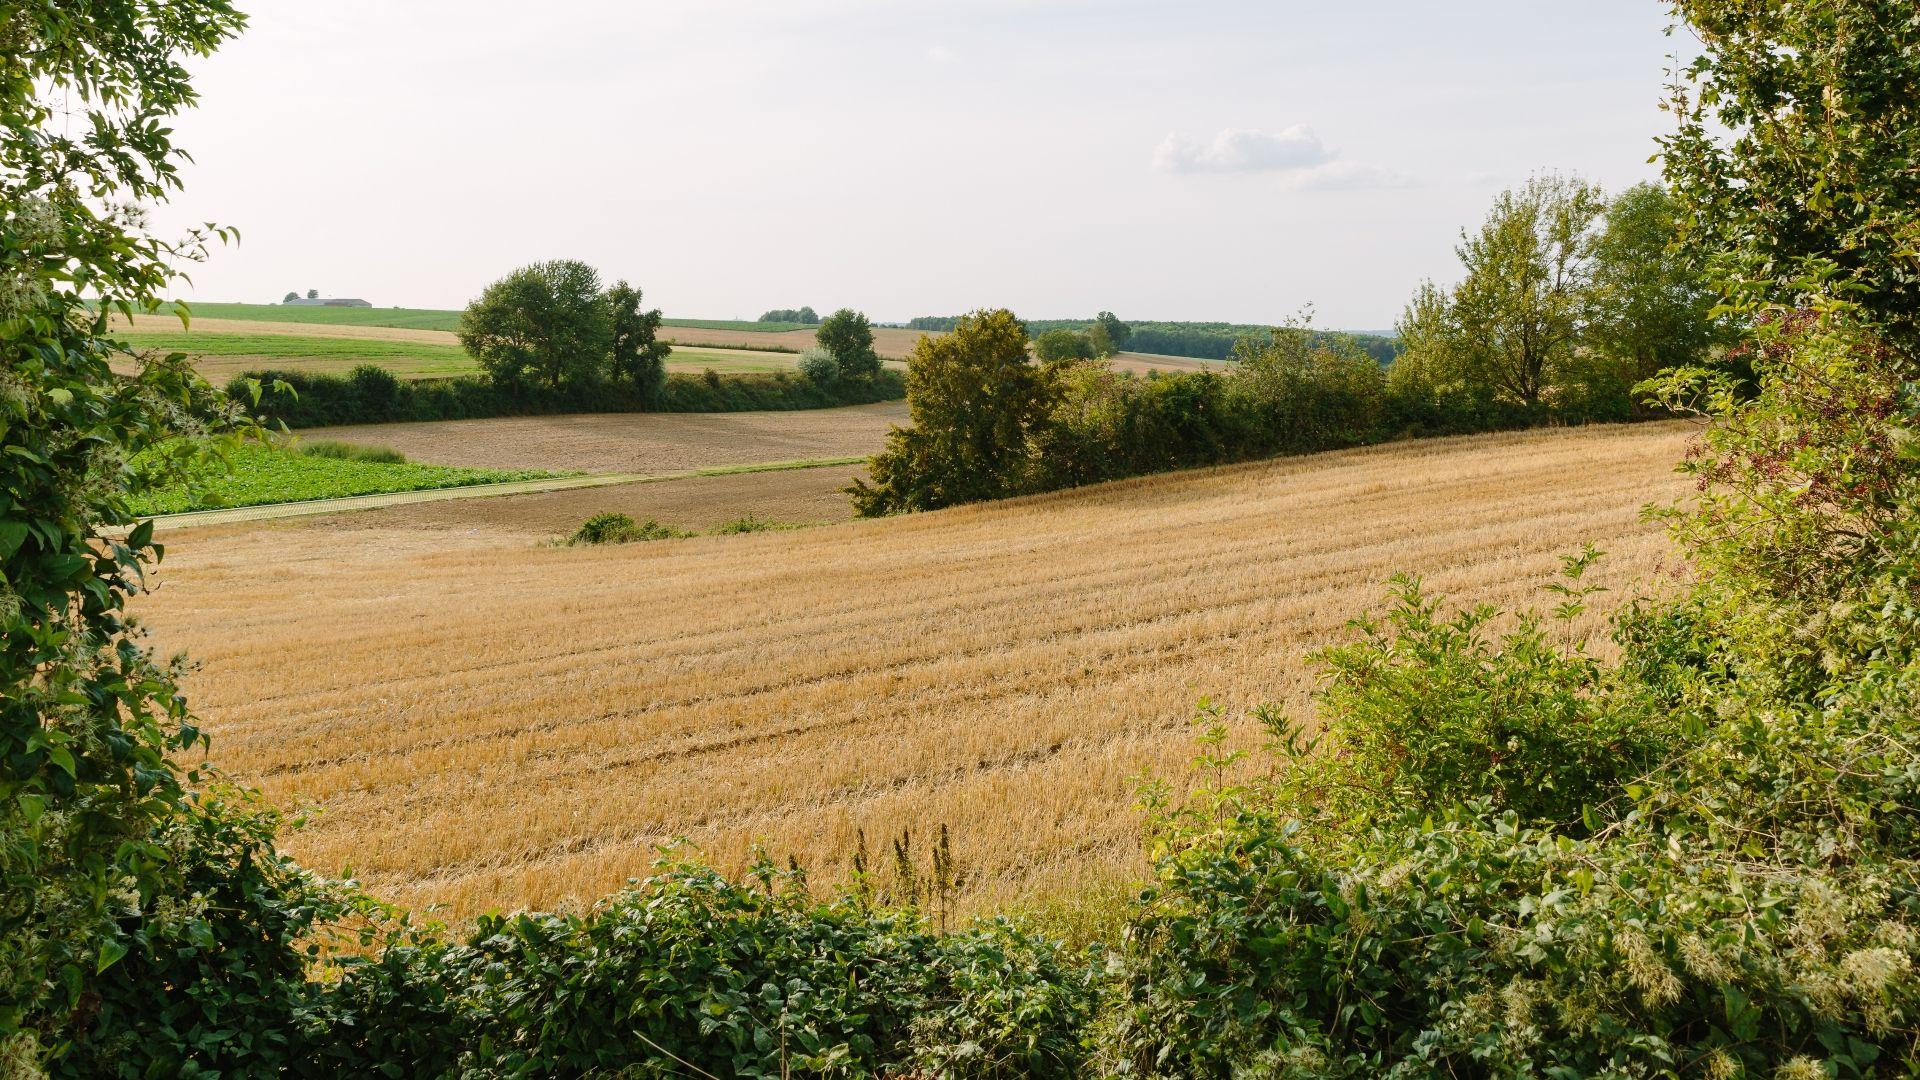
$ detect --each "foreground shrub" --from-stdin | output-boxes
[1289,560,1668,834]
[315,858,1096,1078]
[1098,308,1920,1077]
[52,788,375,1079]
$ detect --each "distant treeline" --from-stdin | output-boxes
[906,315,1399,364]
[851,313,1590,515]
[233,365,904,429]
[759,307,819,324]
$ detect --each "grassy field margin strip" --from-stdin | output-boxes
[140,455,870,529]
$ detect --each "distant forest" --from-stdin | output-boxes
[904,315,1401,365]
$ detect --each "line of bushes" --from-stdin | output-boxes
[231,364,904,428]
[852,313,1637,515]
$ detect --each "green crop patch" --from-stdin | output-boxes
[128,443,561,515]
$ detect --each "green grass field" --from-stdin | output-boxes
[159,302,465,331]
[133,302,814,334]
[120,332,476,379]
[116,331,801,381]
[128,443,560,515]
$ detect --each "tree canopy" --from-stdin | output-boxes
[816,307,883,381]
[607,280,670,399]
[458,260,610,392]
[851,309,1049,514]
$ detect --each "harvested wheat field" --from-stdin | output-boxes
[301,400,907,474]
[1109,352,1233,375]
[137,421,1694,921]
[661,323,931,359]
[116,312,461,344]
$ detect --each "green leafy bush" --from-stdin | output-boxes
[310,857,1095,1079]
[1285,564,1668,834]
[798,346,839,384]
[1097,307,1920,1077]
[567,512,689,545]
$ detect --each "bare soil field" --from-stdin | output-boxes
[195,461,868,539]
[299,401,907,473]
[137,422,1694,921]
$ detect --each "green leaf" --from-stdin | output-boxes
[96,938,129,974]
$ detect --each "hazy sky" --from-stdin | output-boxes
[155,1,1683,330]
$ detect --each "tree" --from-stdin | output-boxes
[607,280,670,400]
[459,260,609,392]
[1386,280,1470,400]
[0,0,258,1058]
[1094,311,1132,354]
[1033,328,1096,364]
[1084,322,1115,358]
[1449,174,1607,406]
[851,309,1052,514]
[1585,182,1722,383]
[1663,0,1920,346]
[283,290,299,303]
[1230,323,1388,453]
[306,288,318,299]
[816,307,882,381]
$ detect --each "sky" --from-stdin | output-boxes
[154,1,1685,332]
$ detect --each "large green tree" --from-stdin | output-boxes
[1449,174,1608,406]
[1033,328,1097,364]
[606,279,670,399]
[816,307,882,381]
[1663,0,1920,344]
[850,309,1051,514]
[1585,182,1722,382]
[458,259,609,392]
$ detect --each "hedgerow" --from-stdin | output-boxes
[231,363,905,429]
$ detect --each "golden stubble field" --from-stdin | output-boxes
[136,422,1694,921]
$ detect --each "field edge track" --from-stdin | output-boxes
[147,456,869,529]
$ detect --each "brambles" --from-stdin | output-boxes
[567,513,690,545]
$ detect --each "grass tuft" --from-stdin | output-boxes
[711,514,794,535]
[300,440,407,464]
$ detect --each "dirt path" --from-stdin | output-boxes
[151,457,867,530]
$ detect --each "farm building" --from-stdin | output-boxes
[283,297,372,307]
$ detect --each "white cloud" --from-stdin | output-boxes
[1152,125,1410,191]
[1289,160,1413,191]
[1152,125,1333,174]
